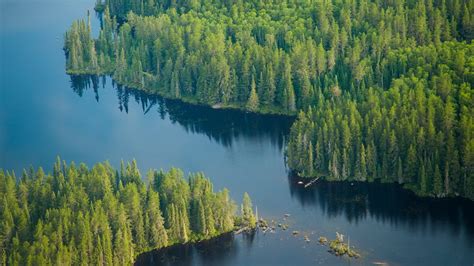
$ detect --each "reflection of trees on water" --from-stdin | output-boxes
[288,174,474,244]
[242,229,256,249]
[134,232,238,266]
[70,75,293,149]
[70,75,101,100]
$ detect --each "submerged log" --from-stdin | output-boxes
[234,226,251,235]
[304,177,320,188]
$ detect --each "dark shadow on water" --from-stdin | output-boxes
[70,75,294,149]
[288,174,474,245]
[241,228,256,248]
[70,75,101,101]
[134,232,239,266]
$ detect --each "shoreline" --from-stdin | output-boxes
[289,172,474,202]
[68,73,298,118]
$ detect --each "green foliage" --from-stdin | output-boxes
[246,77,260,112]
[67,0,474,115]
[64,9,116,75]
[241,192,256,228]
[0,159,246,265]
[287,42,474,200]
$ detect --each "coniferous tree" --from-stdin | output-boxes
[241,192,256,228]
[246,76,260,111]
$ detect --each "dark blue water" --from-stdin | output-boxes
[1,0,473,265]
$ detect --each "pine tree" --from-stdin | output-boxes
[359,144,367,181]
[306,141,314,176]
[419,162,428,196]
[262,65,276,107]
[406,145,417,183]
[146,190,168,249]
[241,193,256,228]
[433,165,443,197]
[246,76,259,112]
[316,42,326,75]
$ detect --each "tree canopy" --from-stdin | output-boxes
[287,42,474,199]
[66,0,473,114]
[0,158,253,265]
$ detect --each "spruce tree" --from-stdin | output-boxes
[246,76,260,112]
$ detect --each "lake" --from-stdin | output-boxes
[0,0,473,265]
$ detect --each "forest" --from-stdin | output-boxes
[63,0,473,199]
[287,42,474,200]
[0,159,255,265]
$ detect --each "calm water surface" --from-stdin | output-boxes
[1,0,473,265]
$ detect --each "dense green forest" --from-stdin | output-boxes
[287,42,474,200]
[65,0,473,112]
[64,0,473,199]
[0,159,255,265]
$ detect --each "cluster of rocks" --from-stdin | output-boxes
[257,214,361,259]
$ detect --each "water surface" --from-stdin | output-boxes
[1,0,473,265]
